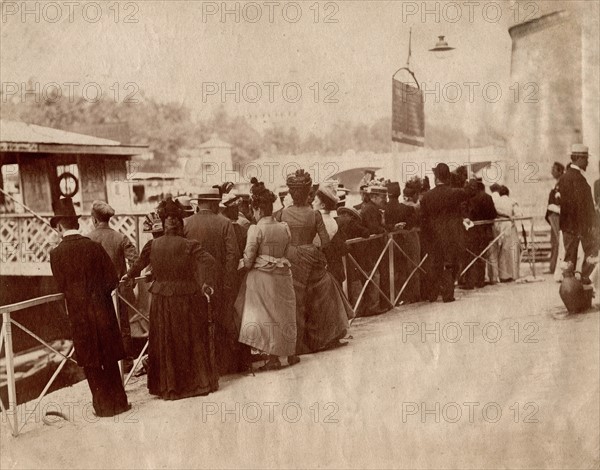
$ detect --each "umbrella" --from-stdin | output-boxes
[204,289,218,384]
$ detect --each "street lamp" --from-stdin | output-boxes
[429,35,455,59]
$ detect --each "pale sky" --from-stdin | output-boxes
[0,1,584,135]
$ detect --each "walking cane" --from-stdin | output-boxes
[204,287,218,383]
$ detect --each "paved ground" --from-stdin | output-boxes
[1,274,599,469]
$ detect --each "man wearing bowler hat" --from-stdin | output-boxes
[49,197,129,417]
[557,144,598,284]
[185,187,246,374]
[420,163,467,303]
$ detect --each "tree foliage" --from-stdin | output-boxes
[1,81,491,171]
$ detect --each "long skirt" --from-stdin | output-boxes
[498,223,521,280]
[235,267,297,357]
[84,362,129,417]
[148,293,218,400]
[288,245,354,355]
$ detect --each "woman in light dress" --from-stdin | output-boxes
[235,178,299,371]
[494,185,522,282]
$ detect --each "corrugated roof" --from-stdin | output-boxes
[0,120,122,146]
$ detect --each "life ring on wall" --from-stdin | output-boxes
[57,172,79,198]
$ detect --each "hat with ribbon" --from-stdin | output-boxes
[220,192,241,208]
[50,197,80,228]
[190,187,221,201]
[364,185,388,196]
[571,144,589,157]
[143,211,163,233]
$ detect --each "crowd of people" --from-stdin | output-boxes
[48,143,598,417]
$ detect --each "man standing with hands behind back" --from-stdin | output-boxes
[558,144,598,284]
[49,197,129,417]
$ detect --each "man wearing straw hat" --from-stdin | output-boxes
[557,144,598,284]
[49,197,129,417]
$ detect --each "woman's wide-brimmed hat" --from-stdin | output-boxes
[174,195,195,217]
[317,182,339,204]
[190,187,221,201]
[50,197,80,228]
[338,207,363,223]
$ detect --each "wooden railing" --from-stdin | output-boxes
[1,216,538,437]
[0,214,148,276]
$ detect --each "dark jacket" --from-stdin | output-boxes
[420,184,466,259]
[360,201,385,235]
[184,210,239,293]
[87,224,138,278]
[50,234,124,368]
[559,167,596,235]
[467,191,498,241]
[385,198,419,230]
[127,234,215,295]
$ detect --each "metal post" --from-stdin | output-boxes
[530,218,536,278]
[388,233,395,306]
[342,255,349,298]
[111,292,124,382]
[3,311,19,436]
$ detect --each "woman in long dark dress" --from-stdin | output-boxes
[124,199,217,400]
[277,169,353,354]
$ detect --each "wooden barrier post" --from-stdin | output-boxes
[2,311,19,437]
[388,233,395,306]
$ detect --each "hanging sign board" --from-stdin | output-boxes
[392,77,425,147]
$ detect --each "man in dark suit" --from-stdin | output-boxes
[49,198,129,417]
[463,179,498,289]
[420,164,467,302]
[185,187,246,374]
[87,200,138,372]
[558,144,598,283]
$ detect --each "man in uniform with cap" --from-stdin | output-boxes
[420,163,466,303]
[50,198,129,417]
[557,144,598,284]
[356,184,389,315]
[87,200,138,372]
[184,187,245,374]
